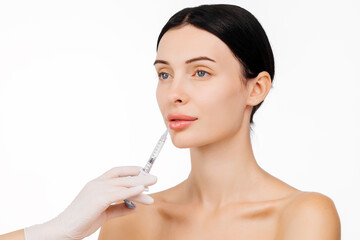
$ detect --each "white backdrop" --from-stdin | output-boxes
[1,0,359,239]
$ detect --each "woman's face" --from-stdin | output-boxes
[155,24,250,148]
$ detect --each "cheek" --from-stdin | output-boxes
[155,86,161,106]
[156,86,166,120]
[156,84,167,106]
[196,83,245,136]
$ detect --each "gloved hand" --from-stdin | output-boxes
[24,166,157,240]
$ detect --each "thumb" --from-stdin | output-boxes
[105,203,137,221]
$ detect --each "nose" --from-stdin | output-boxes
[167,75,189,105]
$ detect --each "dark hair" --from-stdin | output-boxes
[156,4,275,130]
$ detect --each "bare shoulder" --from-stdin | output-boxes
[277,191,341,240]
[98,201,157,240]
[98,191,166,240]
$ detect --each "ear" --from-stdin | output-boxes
[246,71,272,106]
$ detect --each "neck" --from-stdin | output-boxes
[184,120,266,210]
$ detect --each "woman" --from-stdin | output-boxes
[98,4,341,240]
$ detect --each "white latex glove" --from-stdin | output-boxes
[24,166,157,240]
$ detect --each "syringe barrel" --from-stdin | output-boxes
[123,128,168,209]
[150,138,166,159]
[144,158,155,173]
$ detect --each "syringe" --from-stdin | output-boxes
[123,128,169,208]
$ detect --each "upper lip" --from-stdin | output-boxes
[167,113,198,121]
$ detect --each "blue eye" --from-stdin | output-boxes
[196,70,209,77]
[158,72,170,80]
[158,70,210,80]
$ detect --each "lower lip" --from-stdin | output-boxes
[168,120,197,130]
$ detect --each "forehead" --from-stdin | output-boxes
[156,25,236,65]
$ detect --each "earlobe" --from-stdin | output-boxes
[247,71,272,106]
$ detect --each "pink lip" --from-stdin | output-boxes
[168,119,197,130]
[167,113,198,121]
[166,113,198,130]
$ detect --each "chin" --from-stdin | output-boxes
[172,126,241,149]
[169,132,214,149]
[170,135,196,149]
[173,141,205,149]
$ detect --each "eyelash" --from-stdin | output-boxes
[157,69,210,80]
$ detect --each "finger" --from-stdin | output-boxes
[106,174,157,187]
[107,185,145,204]
[111,193,154,205]
[105,203,137,221]
[127,193,155,205]
[99,166,142,179]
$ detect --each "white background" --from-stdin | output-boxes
[1,0,359,239]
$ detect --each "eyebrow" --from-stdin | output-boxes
[153,56,216,66]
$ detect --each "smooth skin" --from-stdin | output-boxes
[0,230,24,240]
[101,24,341,239]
